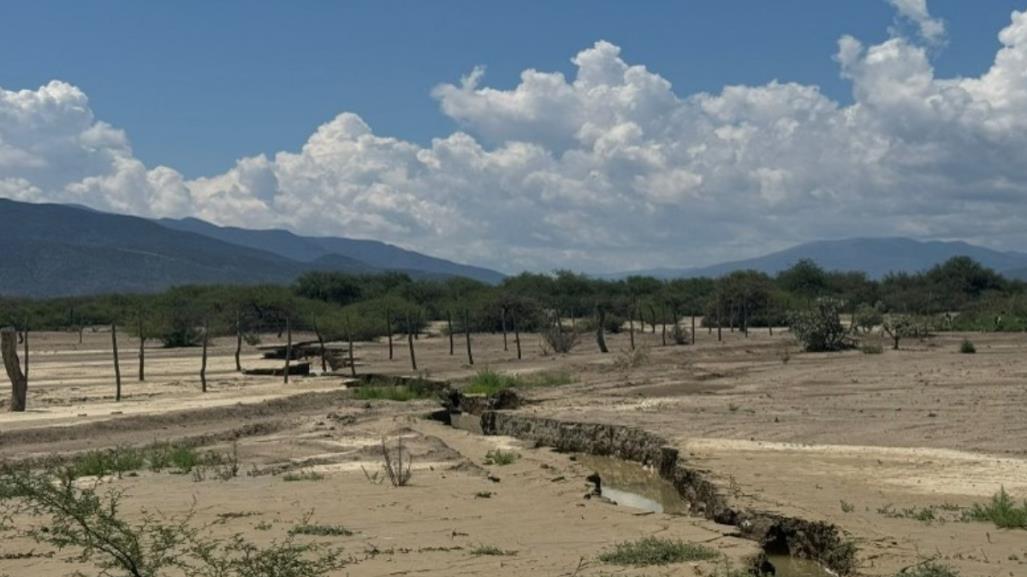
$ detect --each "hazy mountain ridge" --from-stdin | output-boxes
[607,238,1027,280]
[0,199,503,297]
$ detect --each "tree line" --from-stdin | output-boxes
[1,256,1025,348]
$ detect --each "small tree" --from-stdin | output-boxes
[789,299,851,352]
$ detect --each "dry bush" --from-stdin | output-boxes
[612,345,650,370]
[541,326,579,354]
[381,437,413,487]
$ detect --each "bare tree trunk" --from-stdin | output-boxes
[463,309,474,366]
[406,314,417,371]
[595,306,609,353]
[501,306,509,352]
[648,304,657,334]
[512,311,522,360]
[137,315,145,382]
[2,328,27,412]
[691,314,696,345]
[386,310,394,361]
[79,326,84,344]
[313,319,327,373]
[346,317,356,378]
[743,304,749,337]
[447,310,454,356]
[22,329,29,384]
[235,312,243,372]
[112,324,122,402]
[200,319,209,393]
[717,301,723,342]
[284,318,292,384]
[661,305,667,347]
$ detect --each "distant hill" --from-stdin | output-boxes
[608,238,1027,280]
[0,199,503,297]
[157,217,505,284]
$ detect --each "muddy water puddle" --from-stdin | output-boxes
[576,454,689,514]
[577,454,833,577]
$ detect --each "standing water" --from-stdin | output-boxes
[577,455,834,577]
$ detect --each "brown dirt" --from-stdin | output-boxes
[2,327,1026,576]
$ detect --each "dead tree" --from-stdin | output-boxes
[2,328,27,412]
[200,319,209,393]
[385,310,394,361]
[447,310,454,356]
[717,300,723,342]
[628,307,636,350]
[595,306,609,354]
[691,314,697,345]
[512,311,522,360]
[112,324,122,402]
[234,312,243,372]
[501,306,509,352]
[648,304,657,334]
[406,314,417,371]
[284,318,292,384]
[463,309,474,366]
[137,314,145,382]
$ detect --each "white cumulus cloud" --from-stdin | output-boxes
[2,5,1027,273]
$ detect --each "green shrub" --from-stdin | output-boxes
[598,537,719,566]
[959,339,976,354]
[788,299,851,352]
[966,487,1027,529]
[469,544,517,556]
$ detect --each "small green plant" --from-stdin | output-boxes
[598,537,718,566]
[470,544,517,556]
[959,339,976,354]
[840,500,855,513]
[965,487,1027,529]
[282,470,326,482]
[474,491,494,499]
[483,449,520,466]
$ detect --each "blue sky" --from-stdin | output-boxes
[2,1,1027,273]
[2,1,1021,178]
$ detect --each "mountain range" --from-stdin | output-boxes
[3,197,1026,298]
[607,237,1027,281]
[0,198,503,297]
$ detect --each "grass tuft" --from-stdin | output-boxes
[897,561,961,577]
[469,544,517,556]
[598,537,718,566]
[483,449,520,466]
[958,339,976,354]
[288,523,353,537]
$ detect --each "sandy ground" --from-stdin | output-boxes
[2,327,1027,576]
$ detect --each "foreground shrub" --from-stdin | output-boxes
[598,537,718,566]
[0,466,346,577]
[788,299,851,352]
[541,325,579,354]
